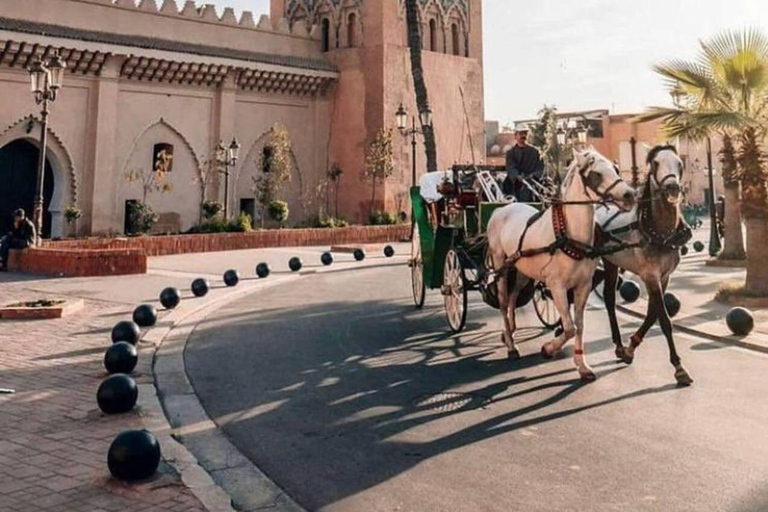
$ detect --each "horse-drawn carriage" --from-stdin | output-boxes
[409,164,561,333]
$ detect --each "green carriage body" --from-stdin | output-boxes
[410,186,507,290]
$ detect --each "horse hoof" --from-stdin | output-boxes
[615,347,634,365]
[675,369,694,387]
[580,371,597,383]
[541,345,554,360]
[508,348,521,361]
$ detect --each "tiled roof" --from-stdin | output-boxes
[0,16,337,73]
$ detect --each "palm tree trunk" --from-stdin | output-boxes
[721,183,746,259]
[745,217,768,294]
[405,0,437,173]
[738,126,768,294]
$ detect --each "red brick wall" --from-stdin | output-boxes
[8,248,147,277]
[43,225,410,257]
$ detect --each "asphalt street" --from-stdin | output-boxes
[186,264,768,512]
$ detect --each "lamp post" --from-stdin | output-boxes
[215,138,241,220]
[705,136,722,256]
[28,51,66,240]
[396,103,432,189]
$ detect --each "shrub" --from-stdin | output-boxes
[64,204,82,224]
[299,215,349,229]
[268,200,290,224]
[202,201,223,221]
[368,210,398,226]
[127,202,158,235]
[228,212,253,233]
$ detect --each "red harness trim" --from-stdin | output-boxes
[552,204,589,261]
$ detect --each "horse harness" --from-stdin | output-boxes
[504,162,628,267]
[598,200,692,253]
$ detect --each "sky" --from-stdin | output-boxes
[207,0,768,123]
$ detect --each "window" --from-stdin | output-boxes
[347,13,357,47]
[451,23,460,56]
[321,18,330,52]
[153,143,174,173]
[429,19,437,52]
[262,145,274,174]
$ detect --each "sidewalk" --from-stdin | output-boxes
[0,244,405,511]
[614,234,768,352]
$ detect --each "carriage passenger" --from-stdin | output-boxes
[503,127,545,203]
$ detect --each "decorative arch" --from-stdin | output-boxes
[0,115,78,238]
[118,118,202,233]
[235,126,305,223]
[119,117,201,176]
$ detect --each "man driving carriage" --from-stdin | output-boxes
[503,127,545,203]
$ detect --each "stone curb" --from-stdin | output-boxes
[142,256,408,511]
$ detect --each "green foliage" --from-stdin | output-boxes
[127,202,158,235]
[267,200,290,224]
[528,105,564,181]
[253,125,293,217]
[361,128,395,213]
[299,215,349,229]
[228,212,253,232]
[738,126,768,219]
[64,204,82,224]
[202,201,223,221]
[368,210,398,226]
[192,212,252,233]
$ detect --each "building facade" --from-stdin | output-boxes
[0,0,484,237]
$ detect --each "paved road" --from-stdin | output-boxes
[186,264,768,512]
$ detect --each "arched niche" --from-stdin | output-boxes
[235,128,305,226]
[0,116,77,239]
[118,118,201,233]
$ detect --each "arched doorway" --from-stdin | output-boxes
[0,140,54,237]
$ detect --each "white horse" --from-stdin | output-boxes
[487,149,636,381]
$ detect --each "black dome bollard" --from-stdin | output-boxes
[289,257,303,272]
[107,429,161,482]
[97,374,138,414]
[223,270,240,287]
[383,245,395,258]
[663,292,681,318]
[111,321,141,345]
[693,241,705,253]
[132,304,157,328]
[104,342,138,375]
[354,249,366,261]
[160,287,181,310]
[191,278,210,298]
[680,245,689,256]
[726,307,754,336]
[321,252,334,266]
[619,280,641,303]
[256,263,271,279]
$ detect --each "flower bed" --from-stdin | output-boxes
[0,298,84,320]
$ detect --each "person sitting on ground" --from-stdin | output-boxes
[0,209,37,271]
[503,127,544,203]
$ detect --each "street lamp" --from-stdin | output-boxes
[554,120,589,183]
[396,103,432,189]
[704,136,722,256]
[28,50,67,239]
[216,137,241,220]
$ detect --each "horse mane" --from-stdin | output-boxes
[646,144,678,166]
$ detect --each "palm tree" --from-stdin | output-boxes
[404,0,437,173]
[637,28,768,294]
[719,134,746,260]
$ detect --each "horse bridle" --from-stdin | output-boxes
[648,148,683,193]
[577,157,624,205]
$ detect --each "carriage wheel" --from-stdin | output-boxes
[444,249,468,333]
[410,224,426,308]
[533,283,561,330]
